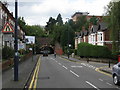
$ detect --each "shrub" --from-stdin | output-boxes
[2,46,14,60]
[77,43,112,59]
[18,49,26,55]
[74,49,77,55]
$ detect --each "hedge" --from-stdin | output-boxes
[77,42,112,58]
[2,46,14,60]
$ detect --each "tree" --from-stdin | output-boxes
[89,16,98,25]
[56,13,63,25]
[25,25,45,37]
[104,1,120,55]
[45,17,56,34]
[60,24,75,51]
[68,19,76,31]
[18,17,26,32]
[75,15,88,31]
[52,25,63,43]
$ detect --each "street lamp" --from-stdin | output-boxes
[66,18,70,58]
[31,41,34,61]
[14,0,18,81]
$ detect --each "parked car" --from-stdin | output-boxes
[112,62,120,85]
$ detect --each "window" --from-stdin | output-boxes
[100,33,102,41]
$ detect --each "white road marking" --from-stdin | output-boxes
[106,82,112,86]
[52,58,55,60]
[86,81,100,90]
[81,63,96,69]
[62,65,68,70]
[71,66,83,68]
[99,79,103,82]
[58,63,62,65]
[70,70,79,77]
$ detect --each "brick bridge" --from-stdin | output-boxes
[36,37,63,55]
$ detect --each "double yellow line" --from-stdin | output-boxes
[95,66,112,77]
[29,56,41,89]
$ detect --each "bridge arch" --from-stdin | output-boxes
[39,45,54,54]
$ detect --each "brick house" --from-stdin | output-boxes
[73,12,112,50]
[75,22,112,50]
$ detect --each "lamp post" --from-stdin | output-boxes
[66,18,69,58]
[31,41,34,61]
[14,0,18,81]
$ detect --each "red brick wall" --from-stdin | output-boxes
[104,29,110,41]
[55,43,63,55]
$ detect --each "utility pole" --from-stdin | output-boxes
[66,18,69,58]
[14,0,18,81]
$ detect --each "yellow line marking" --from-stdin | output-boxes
[95,66,112,77]
[33,57,41,89]
[29,56,41,89]
[29,62,38,89]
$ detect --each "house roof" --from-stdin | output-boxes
[98,22,108,31]
[71,12,89,18]
[91,25,99,33]
[83,30,89,36]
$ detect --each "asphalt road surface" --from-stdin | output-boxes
[31,55,120,89]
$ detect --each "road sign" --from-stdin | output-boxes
[2,22,14,33]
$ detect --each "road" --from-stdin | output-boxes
[29,54,120,89]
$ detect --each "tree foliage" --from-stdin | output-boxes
[18,17,26,32]
[89,16,98,25]
[25,25,45,37]
[45,17,56,34]
[60,24,75,51]
[45,13,75,52]
[18,17,45,37]
[74,15,89,31]
[56,13,63,25]
[104,1,120,54]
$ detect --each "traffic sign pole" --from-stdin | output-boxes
[14,0,18,81]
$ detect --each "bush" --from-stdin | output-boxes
[2,46,14,60]
[74,49,77,55]
[111,51,120,60]
[18,49,26,55]
[77,43,112,59]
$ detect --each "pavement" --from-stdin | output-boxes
[2,54,39,89]
[61,55,113,75]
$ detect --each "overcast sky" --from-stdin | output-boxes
[3,0,112,26]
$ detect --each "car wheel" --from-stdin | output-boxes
[113,75,119,85]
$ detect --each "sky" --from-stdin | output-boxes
[2,0,112,26]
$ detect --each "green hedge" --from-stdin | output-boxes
[2,46,14,60]
[77,43,111,58]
